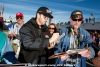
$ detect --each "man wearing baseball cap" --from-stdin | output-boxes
[8,12,24,58]
[37,7,53,18]
[54,10,95,67]
[70,10,83,19]
[18,6,59,64]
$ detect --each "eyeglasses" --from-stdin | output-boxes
[72,19,82,21]
[49,28,55,30]
[16,16,23,19]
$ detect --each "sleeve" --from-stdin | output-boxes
[85,31,93,44]
[19,26,50,51]
[1,37,17,64]
[88,47,95,59]
[85,31,95,59]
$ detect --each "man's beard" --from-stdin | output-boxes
[40,21,46,25]
[74,25,79,29]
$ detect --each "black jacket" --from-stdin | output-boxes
[18,18,51,64]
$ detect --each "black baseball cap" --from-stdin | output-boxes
[70,10,83,19]
[37,6,53,18]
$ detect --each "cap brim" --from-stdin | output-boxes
[43,13,53,18]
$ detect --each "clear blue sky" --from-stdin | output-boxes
[0,0,100,24]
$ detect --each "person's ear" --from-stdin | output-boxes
[37,13,40,18]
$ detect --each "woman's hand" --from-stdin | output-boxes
[47,42,56,49]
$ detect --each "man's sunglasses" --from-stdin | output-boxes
[16,16,23,19]
[49,28,55,30]
[72,19,82,21]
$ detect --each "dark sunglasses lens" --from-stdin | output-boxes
[16,16,22,19]
[72,19,82,21]
[78,19,82,21]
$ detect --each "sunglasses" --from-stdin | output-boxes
[16,16,23,19]
[72,19,82,21]
[49,28,55,30]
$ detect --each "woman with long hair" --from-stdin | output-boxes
[48,23,58,35]
[46,23,59,64]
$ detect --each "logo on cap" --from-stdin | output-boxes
[77,15,82,18]
[37,6,53,18]
[75,12,82,14]
[46,9,52,14]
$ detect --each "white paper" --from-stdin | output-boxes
[51,33,65,43]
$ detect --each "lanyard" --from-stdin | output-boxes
[71,28,79,46]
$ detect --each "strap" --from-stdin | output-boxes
[86,59,95,66]
[81,56,86,67]
[86,61,95,66]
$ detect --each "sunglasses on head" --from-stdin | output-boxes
[49,28,55,30]
[72,18,82,21]
[16,16,23,19]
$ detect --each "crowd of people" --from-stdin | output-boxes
[0,6,100,67]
